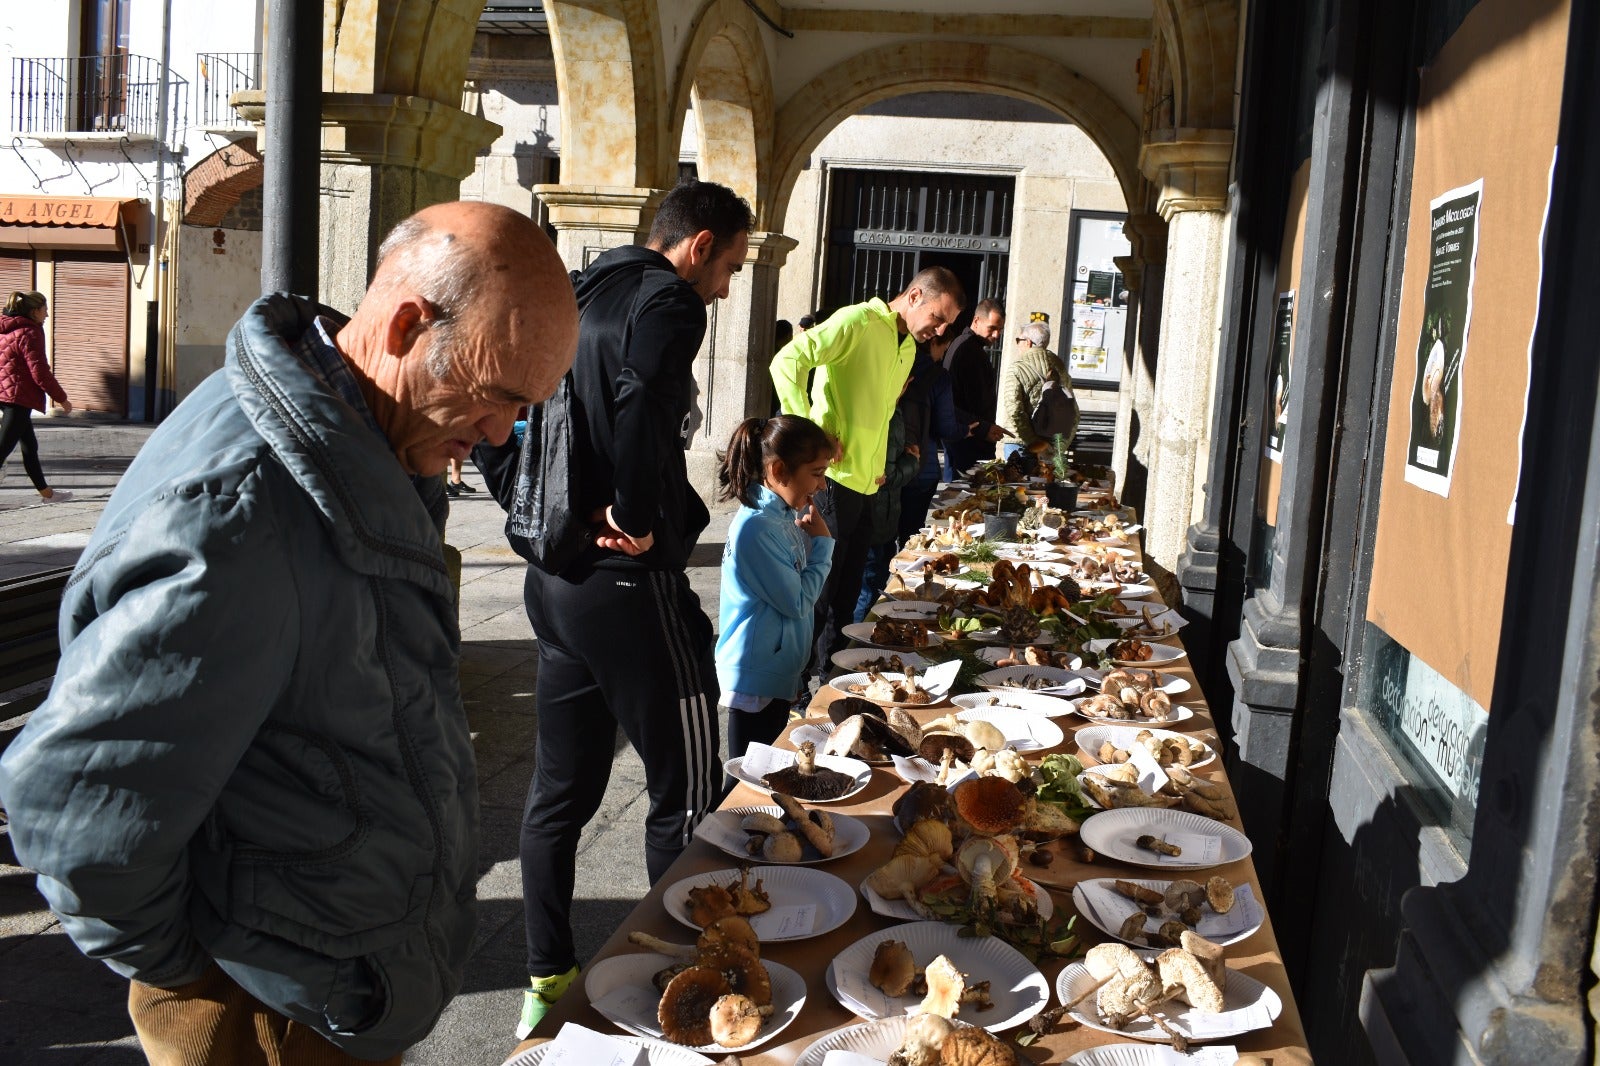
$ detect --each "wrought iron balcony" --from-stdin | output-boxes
[196,52,259,128]
[9,53,187,139]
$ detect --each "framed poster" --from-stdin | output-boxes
[1405,179,1484,497]
[1266,291,1295,461]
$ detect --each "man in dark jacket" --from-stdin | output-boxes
[943,297,1007,476]
[0,202,577,1064]
[517,180,754,1038]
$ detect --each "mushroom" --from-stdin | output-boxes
[895,818,954,863]
[970,746,1029,784]
[869,939,917,996]
[1156,948,1227,1013]
[960,720,1008,753]
[772,794,836,857]
[866,854,941,916]
[1179,930,1227,988]
[917,954,966,1018]
[1164,879,1206,913]
[952,776,1028,836]
[1205,875,1236,914]
[918,731,976,765]
[760,831,803,863]
[697,915,759,958]
[739,812,786,835]
[829,695,886,724]
[893,781,957,834]
[887,1013,954,1066]
[707,993,762,1047]
[657,966,730,1045]
[955,835,1020,925]
[937,1026,1018,1065]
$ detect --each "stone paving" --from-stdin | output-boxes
[0,421,738,1065]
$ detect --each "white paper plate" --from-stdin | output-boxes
[1079,668,1192,696]
[974,646,1084,670]
[860,873,1054,922]
[724,751,872,804]
[692,805,871,866]
[1055,959,1281,1042]
[995,544,1060,561]
[825,921,1050,1031]
[968,627,1058,646]
[1072,700,1196,728]
[1064,1046,1239,1066]
[795,1017,985,1066]
[503,1030,714,1066]
[951,691,1079,719]
[1085,638,1188,666]
[841,621,944,650]
[1077,726,1215,771]
[1070,877,1265,948]
[1078,808,1253,870]
[662,866,856,940]
[1105,615,1184,640]
[1062,545,1137,560]
[955,707,1065,750]
[584,952,807,1054]
[1113,584,1160,600]
[976,665,1087,696]
[830,648,934,673]
[871,599,945,621]
[832,671,952,708]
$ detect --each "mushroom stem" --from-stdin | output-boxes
[627,931,696,958]
[1132,995,1190,1052]
[1062,975,1111,1012]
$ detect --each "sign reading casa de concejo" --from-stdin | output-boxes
[1406,180,1484,497]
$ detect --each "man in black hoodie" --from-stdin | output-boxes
[516,180,754,1038]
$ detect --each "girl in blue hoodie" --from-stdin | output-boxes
[715,414,836,764]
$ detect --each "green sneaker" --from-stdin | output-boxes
[515,965,579,1039]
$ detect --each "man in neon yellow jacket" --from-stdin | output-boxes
[770,267,964,682]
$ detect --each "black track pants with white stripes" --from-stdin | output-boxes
[519,564,721,975]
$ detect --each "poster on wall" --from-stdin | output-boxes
[1405,179,1484,497]
[1266,291,1295,461]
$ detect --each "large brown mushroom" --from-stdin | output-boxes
[658,966,731,1045]
[939,1026,1017,1066]
[893,781,957,834]
[918,731,976,765]
[869,939,917,997]
[953,776,1028,836]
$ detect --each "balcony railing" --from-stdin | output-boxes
[196,52,259,128]
[10,53,187,138]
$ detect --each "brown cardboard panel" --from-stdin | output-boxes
[1260,159,1312,528]
[1366,0,1569,711]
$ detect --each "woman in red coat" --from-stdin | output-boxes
[0,290,73,501]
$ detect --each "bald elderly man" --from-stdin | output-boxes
[0,202,578,1065]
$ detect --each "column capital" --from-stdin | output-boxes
[1123,211,1168,267]
[746,231,798,268]
[317,94,501,181]
[1138,129,1234,219]
[533,185,667,237]
[1112,254,1143,293]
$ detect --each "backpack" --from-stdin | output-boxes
[1030,373,1079,441]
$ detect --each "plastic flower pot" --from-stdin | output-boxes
[1045,482,1080,510]
[983,513,1022,540]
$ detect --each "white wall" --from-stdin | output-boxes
[175,222,259,398]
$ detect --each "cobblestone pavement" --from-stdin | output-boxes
[0,421,737,1065]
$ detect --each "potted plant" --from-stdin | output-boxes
[1044,434,1079,510]
[983,486,1028,540]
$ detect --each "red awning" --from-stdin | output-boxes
[0,196,144,250]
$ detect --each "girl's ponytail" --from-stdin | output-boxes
[717,417,768,506]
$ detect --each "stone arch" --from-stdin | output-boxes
[183,141,264,227]
[668,0,772,210]
[1153,0,1238,130]
[544,0,674,189]
[769,41,1141,231]
[325,0,487,102]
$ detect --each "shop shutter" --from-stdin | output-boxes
[0,250,33,296]
[51,253,128,416]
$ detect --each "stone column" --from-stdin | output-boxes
[685,231,798,493]
[532,184,667,270]
[1111,213,1167,513]
[1137,131,1232,596]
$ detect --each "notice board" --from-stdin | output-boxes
[1364,0,1568,755]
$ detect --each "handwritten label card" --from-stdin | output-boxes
[589,983,661,1036]
[751,903,816,939]
[1157,831,1220,866]
[1183,994,1276,1038]
[1124,742,1169,791]
[693,811,755,856]
[920,658,962,697]
[539,1024,646,1066]
[738,742,793,782]
[823,1052,885,1066]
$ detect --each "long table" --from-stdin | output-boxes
[512,502,1311,1065]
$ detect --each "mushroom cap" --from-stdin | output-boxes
[918,731,976,764]
[1205,874,1235,914]
[697,915,759,958]
[1179,929,1227,988]
[938,1025,1018,1066]
[830,695,887,724]
[861,714,919,758]
[869,939,917,997]
[700,945,772,1006]
[953,776,1028,835]
[1164,878,1206,912]
[893,781,957,834]
[657,965,731,1045]
[707,992,763,1048]
[1156,947,1227,1013]
[960,720,1007,753]
[917,954,966,1019]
